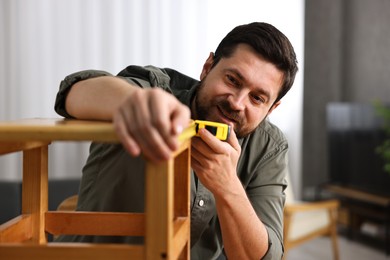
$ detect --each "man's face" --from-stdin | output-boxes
[193,44,283,138]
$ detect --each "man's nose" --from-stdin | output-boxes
[228,92,246,111]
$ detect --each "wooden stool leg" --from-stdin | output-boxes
[174,148,190,260]
[145,142,191,260]
[145,158,173,259]
[22,144,49,244]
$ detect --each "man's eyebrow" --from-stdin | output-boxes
[225,68,272,103]
[225,68,245,81]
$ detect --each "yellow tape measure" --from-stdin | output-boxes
[179,120,231,141]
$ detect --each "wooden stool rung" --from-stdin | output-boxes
[45,211,145,236]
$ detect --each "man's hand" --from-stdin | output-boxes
[65,76,190,162]
[113,87,191,162]
[191,126,241,196]
[192,128,269,259]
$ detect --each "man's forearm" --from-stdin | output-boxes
[215,180,269,259]
[65,76,136,120]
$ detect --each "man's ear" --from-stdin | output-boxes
[267,100,281,116]
[200,52,214,80]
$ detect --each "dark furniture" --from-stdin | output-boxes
[323,184,390,255]
[0,179,80,224]
[327,102,390,197]
[326,103,390,255]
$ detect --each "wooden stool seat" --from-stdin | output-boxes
[0,118,191,260]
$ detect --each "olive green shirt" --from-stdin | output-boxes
[54,65,288,259]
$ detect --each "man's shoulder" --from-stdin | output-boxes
[117,65,198,90]
[162,67,199,90]
[252,119,288,147]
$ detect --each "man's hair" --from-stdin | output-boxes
[213,22,298,103]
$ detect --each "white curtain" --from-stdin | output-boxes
[0,0,304,195]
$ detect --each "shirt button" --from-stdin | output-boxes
[198,199,205,207]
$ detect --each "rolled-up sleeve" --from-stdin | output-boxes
[248,144,288,260]
[249,146,288,260]
[54,70,113,118]
[55,66,173,118]
[237,121,289,260]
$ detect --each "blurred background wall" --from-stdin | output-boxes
[303,0,390,198]
[0,0,305,195]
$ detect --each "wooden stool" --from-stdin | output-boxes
[0,119,191,260]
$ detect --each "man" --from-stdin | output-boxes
[55,22,298,259]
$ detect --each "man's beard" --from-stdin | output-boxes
[194,82,257,139]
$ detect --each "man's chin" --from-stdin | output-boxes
[234,123,258,138]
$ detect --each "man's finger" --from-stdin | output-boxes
[149,90,179,150]
[113,112,141,156]
[226,127,241,152]
[171,105,191,135]
[197,128,227,153]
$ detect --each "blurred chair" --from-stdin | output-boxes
[57,195,78,211]
[283,174,340,260]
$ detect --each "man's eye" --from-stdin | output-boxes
[226,75,239,86]
[251,95,264,104]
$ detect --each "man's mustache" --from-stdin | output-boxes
[218,100,244,125]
